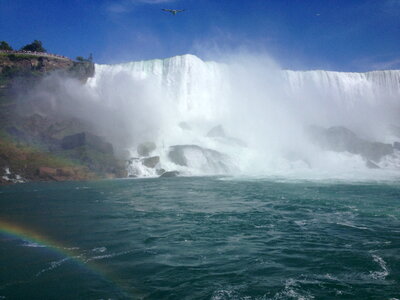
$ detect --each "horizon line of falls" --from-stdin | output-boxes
[86,54,400,179]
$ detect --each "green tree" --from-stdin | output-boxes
[76,56,85,62]
[0,41,13,51]
[20,40,47,52]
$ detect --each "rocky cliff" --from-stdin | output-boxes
[0,52,125,185]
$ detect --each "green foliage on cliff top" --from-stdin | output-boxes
[20,40,46,53]
[0,52,41,60]
[0,41,13,51]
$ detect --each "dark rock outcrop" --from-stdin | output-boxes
[366,160,380,169]
[168,144,231,173]
[160,170,179,178]
[62,132,113,154]
[308,126,394,162]
[137,142,156,157]
[0,53,127,185]
[0,53,94,88]
[207,125,226,137]
[156,168,166,175]
[142,156,160,168]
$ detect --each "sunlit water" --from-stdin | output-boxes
[1,177,400,299]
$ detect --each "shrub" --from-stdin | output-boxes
[0,41,13,51]
[20,40,47,52]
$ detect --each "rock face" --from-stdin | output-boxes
[1,167,26,184]
[366,160,380,169]
[36,166,95,181]
[142,156,160,168]
[207,125,226,137]
[0,53,94,87]
[308,126,394,162]
[137,142,156,156]
[160,171,179,178]
[62,132,113,154]
[0,53,74,75]
[0,53,127,185]
[206,125,246,147]
[168,145,231,173]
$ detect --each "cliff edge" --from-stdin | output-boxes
[0,52,126,185]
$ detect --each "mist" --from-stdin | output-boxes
[19,52,400,178]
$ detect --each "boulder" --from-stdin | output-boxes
[156,168,166,176]
[206,125,246,146]
[207,125,226,137]
[169,145,190,166]
[137,142,156,157]
[142,156,160,168]
[366,160,380,169]
[168,145,231,173]
[308,126,393,162]
[160,171,179,178]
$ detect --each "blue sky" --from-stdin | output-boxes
[1,0,399,71]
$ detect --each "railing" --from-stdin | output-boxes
[0,50,71,60]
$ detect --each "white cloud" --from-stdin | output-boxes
[352,54,400,71]
[371,58,400,70]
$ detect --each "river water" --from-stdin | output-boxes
[1,177,399,299]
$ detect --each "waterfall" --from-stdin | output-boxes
[85,54,400,178]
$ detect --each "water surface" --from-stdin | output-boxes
[1,177,399,299]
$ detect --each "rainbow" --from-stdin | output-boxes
[0,219,132,298]
[0,219,90,268]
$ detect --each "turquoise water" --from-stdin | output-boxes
[0,177,400,299]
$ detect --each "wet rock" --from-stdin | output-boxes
[56,167,75,177]
[308,126,394,162]
[160,171,179,178]
[168,145,231,173]
[137,142,156,157]
[142,156,160,168]
[62,132,113,154]
[366,160,380,169]
[207,125,226,137]
[206,125,246,147]
[38,167,57,178]
[169,145,190,166]
[156,168,166,176]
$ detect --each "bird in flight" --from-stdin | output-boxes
[162,9,185,15]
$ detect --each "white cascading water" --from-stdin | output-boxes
[85,54,400,179]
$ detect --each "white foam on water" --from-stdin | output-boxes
[84,250,133,263]
[21,242,46,248]
[370,254,389,280]
[36,257,71,277]
[336,222,369,231]
[92,247,107,253]
[273,278,315,300]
